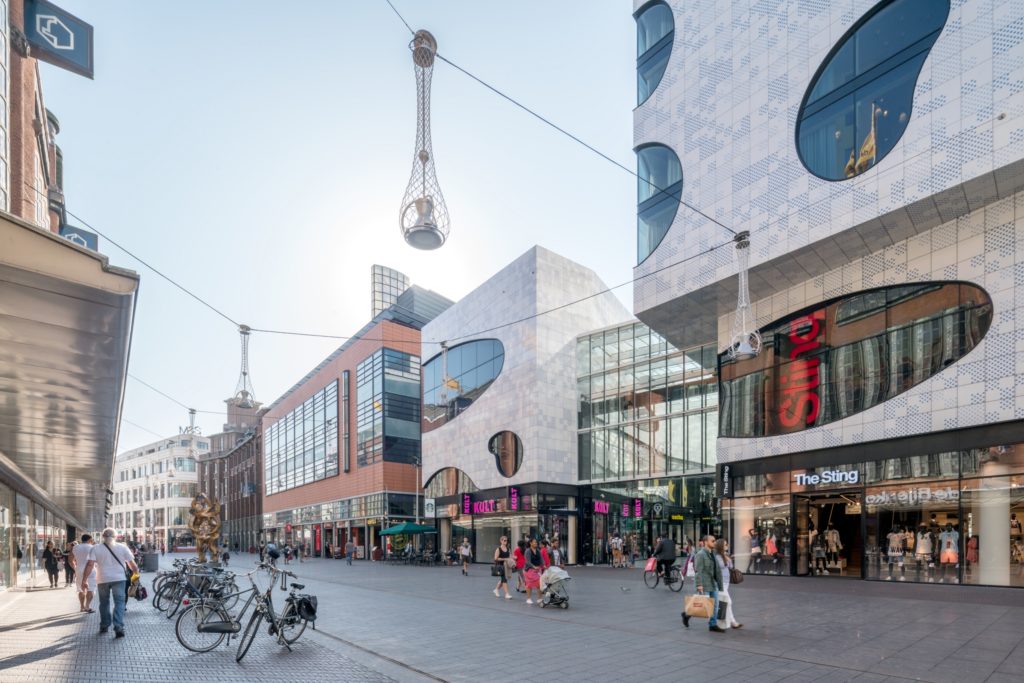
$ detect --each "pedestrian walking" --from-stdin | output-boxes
[222,549,230,566]
[550,538,567,568]
[523,538,543,604]
[714,539,742,629]
[492,536,513,599]
[160,543,165,557]
[80,528,138,638]
[345,539,356,565]
[72,534,96,613]
[64,541,76,586]
[513,540,526,592]
[42,541,60,588]
[459,537,472,575]
[298,542,306,563]
[540,540,551,569]
[683,534,726,632]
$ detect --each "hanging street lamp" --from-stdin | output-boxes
[728,231,762,360]
[400,30,450,250]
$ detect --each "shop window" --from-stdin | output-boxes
[796,0,950,180]
[421,339,504,432]
[635,1,673,105]
[719,282,991,437]
[636,144,682,264]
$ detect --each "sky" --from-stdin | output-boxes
[39,1,637,451]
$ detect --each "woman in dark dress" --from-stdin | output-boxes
[492,536,512,599]
[42,541,60,588]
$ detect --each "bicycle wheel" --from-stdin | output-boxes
[175,603,229,653]
[643,570,659,589]
[165,586,186,619]
[668,568,684,592]
[277,601,307,645]
[235,607,263,662]
[154,582,178,612]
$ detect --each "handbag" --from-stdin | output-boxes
[684,594,714,618]
[491,563,503,577]
[717,596,728,621]
[729,567,744,584]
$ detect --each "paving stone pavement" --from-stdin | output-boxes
[4,552,1024,683]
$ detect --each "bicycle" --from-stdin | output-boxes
[234,563,314,661]
[644,561,684,592]
[175,576,258,653]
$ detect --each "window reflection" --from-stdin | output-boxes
[636,2,673,105]
[422,339,504,432]
[636,144,682,263]
[720,283,992,437]
[797,0,949,180]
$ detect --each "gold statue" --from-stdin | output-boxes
[188,492,222,563]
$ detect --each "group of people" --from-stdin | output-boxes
[488,537,566,604]
[58,530,140,639]
[607,532,639,568]
[39,540,77,588]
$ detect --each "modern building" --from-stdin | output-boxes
[576,321,719,564]
[632,0,1024,587]
[261,285,452,559]
[1,2,137,590]
[110,435,205,549]
[421,246,631,564]
[372,265,410,318]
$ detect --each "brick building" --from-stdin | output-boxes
[261,285,451,559]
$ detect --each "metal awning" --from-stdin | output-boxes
[0,212,138,530]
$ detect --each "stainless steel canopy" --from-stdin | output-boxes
[0,213,138,531]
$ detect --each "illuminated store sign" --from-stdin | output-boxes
[778,312,824,428]
[594,501,610,514]
[472,499,497,514]
[462,493,471,515]
[509,486,519,512]
[794,469,860,486]
[633,498,643,518]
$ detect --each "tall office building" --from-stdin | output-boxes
[632,0,1024,588]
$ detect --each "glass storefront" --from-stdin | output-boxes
[0,483,11,589]
[723,440,1024,587]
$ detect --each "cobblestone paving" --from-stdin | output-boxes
[4,552,1024,683]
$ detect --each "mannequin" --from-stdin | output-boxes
[885,525,905,580]
[824,523,842,569]
[938,523,959,584]
[764,531,779,574]
[747,528,762,574]
[812,531,828,575]
[915,524,934,582]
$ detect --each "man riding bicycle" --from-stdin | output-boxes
[652,535,677,580]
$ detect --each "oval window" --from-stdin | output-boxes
[719,282,992,437]
[796,0,950,180]
[422,339,505,432]
[635,2,674,105]
[636,144,682,264]
[489,431,523,478]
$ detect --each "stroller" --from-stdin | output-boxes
[539,566,571,609]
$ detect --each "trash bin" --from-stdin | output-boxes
[142,552,160,572]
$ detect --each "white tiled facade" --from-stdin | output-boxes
[421,246,631,491]
[633,0,1024,460]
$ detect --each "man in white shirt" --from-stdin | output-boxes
[70,534,96,613]
[80,528,138,638]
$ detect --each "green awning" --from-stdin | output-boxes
[379,521,438,535]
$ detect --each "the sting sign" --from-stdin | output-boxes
[777,311,824,428]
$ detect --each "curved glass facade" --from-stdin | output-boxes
[719,282,992,438]
[489,431,523,478]
[636,144,682,264]
[796,0,949,180]
[422,339,504,432]
[636,2,673,105]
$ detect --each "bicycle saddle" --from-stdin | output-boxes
[290,582,305,590]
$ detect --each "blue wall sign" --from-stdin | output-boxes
[59,224,98,251]
[24,0,94,79]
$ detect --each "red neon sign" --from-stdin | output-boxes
[777,312,823,428]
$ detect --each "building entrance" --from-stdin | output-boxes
[794,492,862,578]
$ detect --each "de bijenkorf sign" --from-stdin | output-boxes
[24,0,94,79]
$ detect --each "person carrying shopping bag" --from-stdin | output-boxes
[713,539,742,629]
[683,534,726,632]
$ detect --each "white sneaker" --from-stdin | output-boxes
[504,594,512,600]
[526,599,533,604]
[493,589,500,597]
